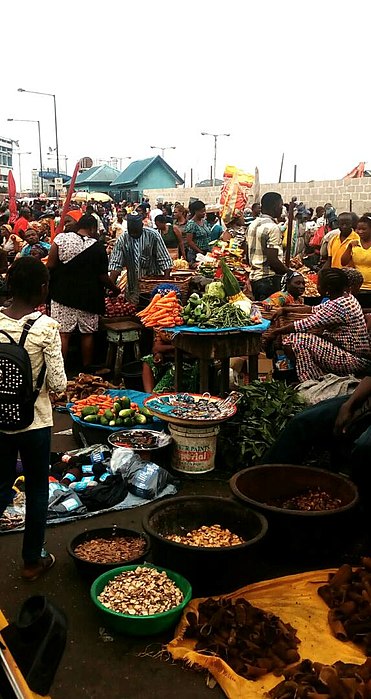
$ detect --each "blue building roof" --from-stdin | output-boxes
[110,156,184,187]
[75,164,120,185]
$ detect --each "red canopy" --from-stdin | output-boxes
[343,162,365,179]
[7,171,18,224]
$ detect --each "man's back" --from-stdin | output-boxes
[247,215,283,281]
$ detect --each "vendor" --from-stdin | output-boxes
[262,271,305,309]
[155,214,186,260]
[263,375,371,500]
[142,329,198,393]
[271,268,371,382]
[184,200,211,264]
[341,215,371,307]
[1,223,24,262]
[109,213,172,304]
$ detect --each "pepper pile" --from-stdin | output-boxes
[137,291,183,327]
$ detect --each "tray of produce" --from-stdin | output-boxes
[68,389,163,431]
[108,429,172,450]
[167,567,368,699]
[144,391,240,426]
[104,295,137,319]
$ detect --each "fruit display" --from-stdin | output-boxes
[70,394,154,428]
[136,291,183,328]
[104,295,137,318]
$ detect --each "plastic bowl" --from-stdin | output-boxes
[142,496,268,596]
[230,464,359,561]
[90,563,192,635]
[67,527,151,580]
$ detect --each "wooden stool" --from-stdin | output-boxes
[104,320,142,383]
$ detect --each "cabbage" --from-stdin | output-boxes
[205,281,226,299]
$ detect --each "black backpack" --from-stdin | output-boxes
[0,315,46,431]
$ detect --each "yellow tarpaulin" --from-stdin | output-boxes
[167,569,366,699]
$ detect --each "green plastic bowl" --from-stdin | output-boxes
[90,563,192,636]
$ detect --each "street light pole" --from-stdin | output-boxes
[150,145,176,159]
[110,156,131,170]
[16,152,31,193]
[17,88,60,176]
[7,118,44,193]
[201,132,230,186]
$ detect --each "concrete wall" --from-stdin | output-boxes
[144,179,371,214]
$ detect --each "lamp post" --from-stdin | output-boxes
[16,152,31,193]
[150,145,176,159]
[17,88,60,177]
[201,132,230,186]
[7,118,44,193]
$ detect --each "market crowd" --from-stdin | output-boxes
[0,188,371,581]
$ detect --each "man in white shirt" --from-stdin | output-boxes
[150,198,164,226]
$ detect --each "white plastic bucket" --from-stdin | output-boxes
[168,424,220,474]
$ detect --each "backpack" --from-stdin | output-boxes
[0,315,46,431]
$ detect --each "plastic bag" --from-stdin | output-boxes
[109,447,140,475]
[47,482,87,519]
[79,475,128,512]
[126,460,177,499]
[220,166,254,224]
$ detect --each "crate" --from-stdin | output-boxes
[139,274,192,303]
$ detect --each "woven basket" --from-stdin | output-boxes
[139,274,192,303]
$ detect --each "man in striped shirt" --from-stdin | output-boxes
[109,213,172,303]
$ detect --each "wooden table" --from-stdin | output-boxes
[173,330,263,395]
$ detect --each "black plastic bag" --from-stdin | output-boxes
[79,475,128,512]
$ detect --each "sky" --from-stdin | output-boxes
[1,0,370,190]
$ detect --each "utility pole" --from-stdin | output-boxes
[201,132,230,186]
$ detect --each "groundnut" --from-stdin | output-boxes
[166,524,245,547]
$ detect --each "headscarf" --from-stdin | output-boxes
[1,224,12,234]
[66,209,82,222]
[281,270,304,292]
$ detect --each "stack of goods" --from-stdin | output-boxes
[269,659,371,697]
[198,259,218,279]
[98,567,183,615]
[144,391,239,423]
[104,295,137,318]
[183,597,300,680]
[136,291,183,327]
[50,374,121,408]
[318,559,371,654]
[50,445,111,492]
[70,394,153,428]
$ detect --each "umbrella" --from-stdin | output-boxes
[54,161,80,241]
[71,192,112,203]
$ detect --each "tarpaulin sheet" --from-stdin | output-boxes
[168,569,366,699]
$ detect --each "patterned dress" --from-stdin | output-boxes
[284,294,371,381]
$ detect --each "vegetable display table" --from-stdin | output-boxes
[170,324,269,395]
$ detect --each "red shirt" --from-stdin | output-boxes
[13,217,30,238]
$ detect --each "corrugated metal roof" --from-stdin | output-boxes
[110,155,184,187]
[75,165,120,185]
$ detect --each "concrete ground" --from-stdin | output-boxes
[0,412,366,699]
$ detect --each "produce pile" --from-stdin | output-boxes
[145,391,239,422]
[318,559,371,654]
[166,524,245,547]
[182,261,261,328]
[269,658,371,698]
[98,566,183,615]
[137,291,183,328]
[290,258,320,297]
[70,394,153,427]
[173,258,189,270]
[218,380,304,466]
[51,373,121,408]
[275,487,342,512]
[183,597,300,680]
[74,536,147,564]
[104,295,137,318]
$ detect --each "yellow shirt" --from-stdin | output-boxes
[328,231,360,268]
[352,244,371,290]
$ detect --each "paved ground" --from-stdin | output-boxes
[1,412,367,699]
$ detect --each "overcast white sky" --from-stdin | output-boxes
[1,0,369,189]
